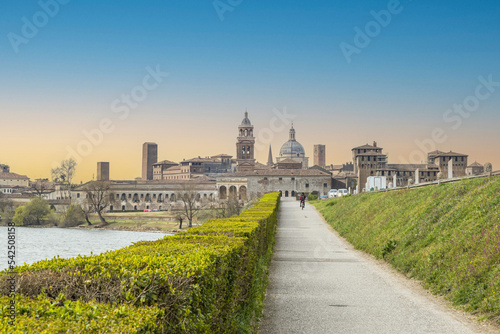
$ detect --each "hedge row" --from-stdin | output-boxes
[0,192,280,333]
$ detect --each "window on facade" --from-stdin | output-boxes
[323,183,327,187]
[291,177,295,181]
[264,177,268,181]
[305,183,309,188]
[77,193,80,198]
[279,177,282,181]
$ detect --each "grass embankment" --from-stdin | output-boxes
[314,176,500,324]
[0,193,280,333]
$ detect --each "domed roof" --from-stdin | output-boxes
[240,111,252,126]
[280,140,305,157]
[279,125,305,157]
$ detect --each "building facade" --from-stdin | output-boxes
[217,169,331,200]
[0,166,29,187]
[466,162,484,176]
[73,178,217,212]
[352,142,468,191]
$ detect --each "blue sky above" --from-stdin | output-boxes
[1,0,499,180]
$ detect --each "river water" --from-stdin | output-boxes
[0,226,170,271]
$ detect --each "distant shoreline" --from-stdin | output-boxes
[0,223,181,234]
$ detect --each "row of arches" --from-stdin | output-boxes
[219,186,247,201]
[280,190,297,198]
[114,192,215,203]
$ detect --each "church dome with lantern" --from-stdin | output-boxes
[276,124,309,168]
[279,126,306,157]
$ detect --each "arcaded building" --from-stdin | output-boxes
[216,113,330,200]
[73,178,217,212]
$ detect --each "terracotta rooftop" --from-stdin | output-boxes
[352,144,383,150]
[254,162,272,170]
[430,151,468,157]
[385,164,439,171]
[0,172,29,180]
[277,158,302,164]
[355,152,386,156]
[211,154,233,158]
[468,161,483,167]
[153,160,178,166]
[220,169,331,178]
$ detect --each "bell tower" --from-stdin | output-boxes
[236,111,255,172]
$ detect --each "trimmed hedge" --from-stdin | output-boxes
[0,192,280,333]
[0,294,162,333]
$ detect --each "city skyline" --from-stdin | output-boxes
[1,1,499,182]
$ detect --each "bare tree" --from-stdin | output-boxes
[213,197,241,219]
[30,179,52,197]
[82,181,115,226]
[176,183,210,228]
[51,159,77,205]
[0,192,13,212]
[79,202,93,226]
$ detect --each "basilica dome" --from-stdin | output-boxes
[280,140,305,157]
[279,126,305,157]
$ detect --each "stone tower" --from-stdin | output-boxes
[142,142,158,180]
[97,162,110,181]
[314,144,326,167]
[236,112,255,172]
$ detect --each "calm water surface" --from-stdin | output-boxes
[0,226,170,271]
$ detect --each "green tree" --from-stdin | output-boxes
[13,197,51,225]
[62,204,86,227]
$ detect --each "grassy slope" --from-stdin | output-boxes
[314,175,500,323]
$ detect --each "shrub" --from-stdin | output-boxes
[61,204,85,227]
[0,192,281,333]
[0,293,162,333]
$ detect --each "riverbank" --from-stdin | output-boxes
[76,220,191,233]
[0,210,206,233]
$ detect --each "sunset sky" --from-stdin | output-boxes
[1,0,499,183]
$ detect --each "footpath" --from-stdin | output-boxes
[259,198,487,334]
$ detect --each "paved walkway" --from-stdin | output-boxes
[259,198,483,334]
